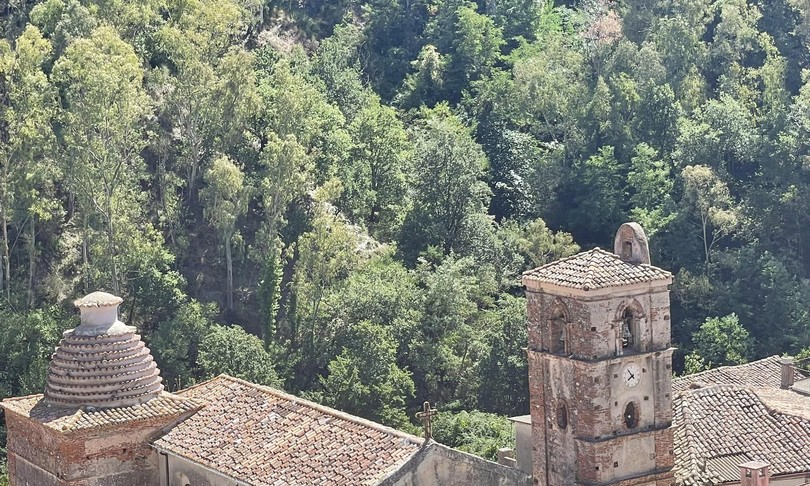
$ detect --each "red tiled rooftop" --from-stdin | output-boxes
[153,375,423,486]
[673,384,810,485]
[522,247,671,291]
[673,356,804,393]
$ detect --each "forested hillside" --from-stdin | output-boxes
[1,0,810,474]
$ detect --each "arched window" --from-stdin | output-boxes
[624,402,639,429]
[548,304,569,355]
[621,307,634,349]
[557,401,568,429]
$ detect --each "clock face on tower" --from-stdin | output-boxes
[622,363,642,388]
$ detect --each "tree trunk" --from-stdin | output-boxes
[82,212,89,293]
[0,200,7,302]
[262,242,281,350]
[27,217,35,309]
[225,232,234,310]
[106,202,120,295]
[702,215,710,267]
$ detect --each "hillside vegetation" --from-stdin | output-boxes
[1,0,810,471]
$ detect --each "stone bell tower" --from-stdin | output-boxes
[522,223,675,486]
[1,292,200,486]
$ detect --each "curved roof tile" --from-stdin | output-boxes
[522,247,671,290]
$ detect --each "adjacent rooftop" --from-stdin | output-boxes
[673,384,810,485]
[673,355,805,393]
[153,375,424,486]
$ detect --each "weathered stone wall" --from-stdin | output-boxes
[574,429,673,484]
[4,409,177,486]
[7,453,61,486]
[526,286,670,360]
[582,288,672,357]
[160,453,239,486]
[378,442,531,486]
[5,412,64,480]
[513,420,532,475]
[526,283,675,486]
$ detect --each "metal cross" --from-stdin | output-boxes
[415,401,438,440]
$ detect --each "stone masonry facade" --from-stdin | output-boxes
[4,408,188,486]
[524,223,675,486]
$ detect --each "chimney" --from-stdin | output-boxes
[781,357,795,389]
[739,460,770,486]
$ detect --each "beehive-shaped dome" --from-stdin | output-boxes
[44,292,163,408]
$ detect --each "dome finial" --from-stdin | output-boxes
[45,291,163,408]
[73,291,131,336]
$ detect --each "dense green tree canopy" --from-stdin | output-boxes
[2,0,810,475]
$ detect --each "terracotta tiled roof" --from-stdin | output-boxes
[673,384,810,485]
[673,356,803,393]
[522,248,671,291]
[0,392,201,433]
[153,375,423,486]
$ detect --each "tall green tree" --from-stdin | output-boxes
[627,143,676,237]
[317,320,414,427]
[445,4,504,99]
[0,26,59,306]
[285,201,362,390]
[341,100,412,241]
[198,324,281,387]
[200,155,249,311]
[476,295,528,416]
[52,25,151,294]
[150,299,217,389]
[401,105,490,260]
[690,313,752,368]
[311,20,370,121]
[567,146,627,243]
[680,165,739,266]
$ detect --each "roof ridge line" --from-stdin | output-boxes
[210,374,424,444]
[521,248,590,276]
[1,393,45,404]
[674,392,704,484]
[673,356,782,386]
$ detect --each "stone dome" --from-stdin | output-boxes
[44,292,163,409]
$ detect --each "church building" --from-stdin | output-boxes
[3,222,810,486]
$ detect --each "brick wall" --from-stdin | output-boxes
[5,408,186,486]
[526,285,674,486]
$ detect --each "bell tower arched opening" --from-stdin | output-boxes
[548,303,570,355]
[622,307,635,350]
[617,300,646,354]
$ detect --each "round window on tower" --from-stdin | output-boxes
[557,401,568,429]
[624,401,639,429]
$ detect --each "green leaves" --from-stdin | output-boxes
[680,164,739,264]
[53,25,151,294]
[198,324,282,387]
[690,313,752,369]
[432,410,515,461]
[341,100,412,240]
[401,106,490,259]
[318,321,414,427]
[201,155,249,236]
